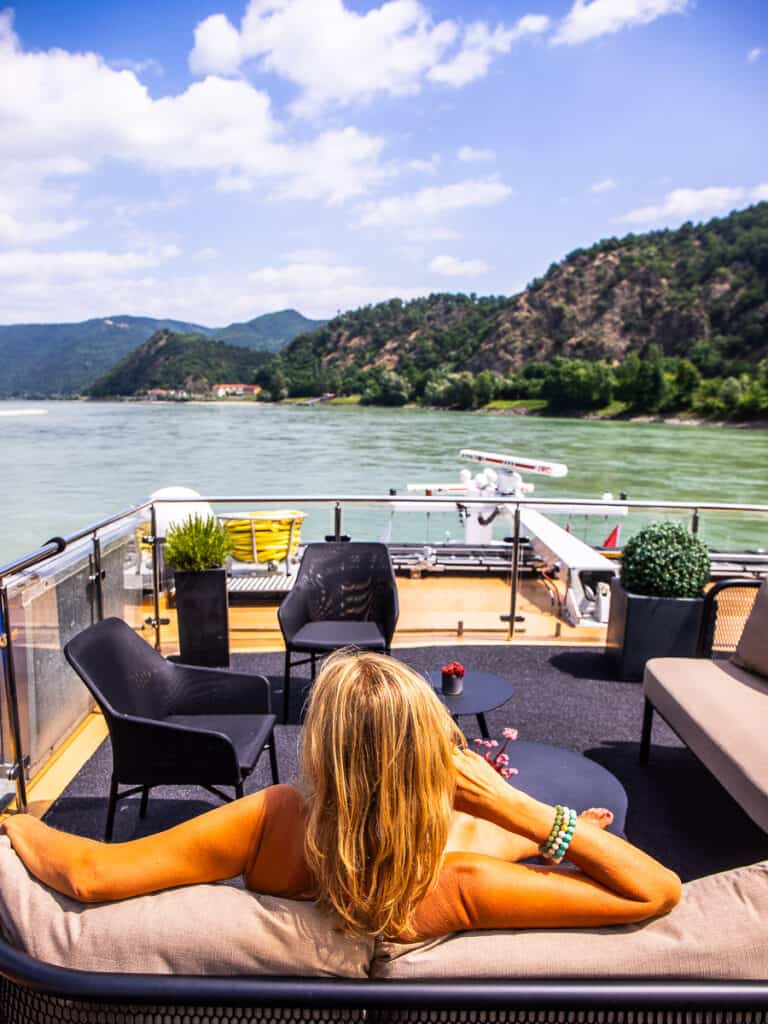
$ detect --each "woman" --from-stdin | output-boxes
[1,651,680,940]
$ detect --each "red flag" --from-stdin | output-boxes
[602,524,621,548]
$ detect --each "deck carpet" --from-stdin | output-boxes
[44,644,768,882]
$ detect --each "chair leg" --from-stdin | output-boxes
[235,781,244,799]
[310,653,317,680]
[105,777,119,842]
[268,739,280,784]
[639,699,654,764]
[139,786,150,819]
[282,649,292,726]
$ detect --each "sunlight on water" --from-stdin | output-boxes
[1,401,766,566]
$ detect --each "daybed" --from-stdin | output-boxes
[0,836,766,1022]
[641,577,768,832]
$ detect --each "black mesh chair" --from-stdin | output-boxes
[277,542,399,723]
[64,617,278,841]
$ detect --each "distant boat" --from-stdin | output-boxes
[0,408,47,417]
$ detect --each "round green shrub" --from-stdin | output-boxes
[620,521,710,598]
[164,515,233,572]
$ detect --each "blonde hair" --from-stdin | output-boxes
[300,650,463,938]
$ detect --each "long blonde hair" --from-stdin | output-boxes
[301,650,463,938]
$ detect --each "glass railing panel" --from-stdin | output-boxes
[0,518,141,778]
[3,540,96,777]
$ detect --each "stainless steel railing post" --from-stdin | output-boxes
[150,505,162,651]
[691,509,700,535]
[0,586,28,812]
[333,503,342,541]
[507,505,521,641]
[91,533,104,622]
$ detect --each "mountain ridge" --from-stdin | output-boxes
[0,309,326,397]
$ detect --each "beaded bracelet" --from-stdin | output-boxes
[539,805,577,863]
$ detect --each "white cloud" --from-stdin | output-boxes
[747,47,763,63]
[0,245,180,279]
[358,178,513,227]
[617,184,768,224]
[0,9,388,217]
[457,146,495,163]
[189,1,549,113]
[552,0,690,46]
[429,254,488,276]
[429,15,549,87]
[194,247,219,260]
[591,177,617,193]
[109,57,163,76]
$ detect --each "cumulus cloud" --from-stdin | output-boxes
[189,0,549,113]
[429,15,549,87]
[747,47,763,63]
[552,0,690,46]
[109,57,163,76]
[457,146,495,163]
[429,254,488,276]
[0,8,388,222]
[0,245,180,279]
[591,177,617,193]
[617,184,768,224]
[358,178,513,227]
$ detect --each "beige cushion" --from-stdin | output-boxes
[372,861,768,979]
[0,836,372,976]
[643,657,768,831]
[732,579,768,677]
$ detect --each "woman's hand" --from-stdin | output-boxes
[452,747,521,818]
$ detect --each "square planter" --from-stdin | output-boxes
[173,568,229,667]
[605,577,704,682]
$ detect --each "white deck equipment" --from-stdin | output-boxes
[401,449,625,627]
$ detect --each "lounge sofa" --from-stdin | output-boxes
[641,577,768,832]
[0,836,767,1022]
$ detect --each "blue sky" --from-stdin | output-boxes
[1,0,766,326]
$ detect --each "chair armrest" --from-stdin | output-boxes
[697,578,763,657]
[109,714,240,783]
[166,664,272,715]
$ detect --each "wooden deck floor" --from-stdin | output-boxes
[131,574,608,656]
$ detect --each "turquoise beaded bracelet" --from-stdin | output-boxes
[539,805,577,863]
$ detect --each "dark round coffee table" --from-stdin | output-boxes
[507,740,628,835]
[426,670,514,739]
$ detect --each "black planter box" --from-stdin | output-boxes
[606,578,704,682]
[174,568,229,667]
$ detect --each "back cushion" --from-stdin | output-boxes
[372,861,768,980]
[0,836,372,976]
[732,580,768,677]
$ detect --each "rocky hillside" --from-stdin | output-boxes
[276,202,768,388]
[88,331,272,398]
[0,309,324,397]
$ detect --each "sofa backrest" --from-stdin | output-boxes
[732,579,768,678]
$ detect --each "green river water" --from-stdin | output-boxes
[1,400,767,567]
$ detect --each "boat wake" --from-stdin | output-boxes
[0,408,48,417]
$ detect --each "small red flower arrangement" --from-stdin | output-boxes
[441,660,465,678]
[474,727,519,779]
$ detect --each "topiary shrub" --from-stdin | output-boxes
[620,521,710,598]
[164,515,233,572]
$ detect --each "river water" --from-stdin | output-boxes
[1,400,767,566]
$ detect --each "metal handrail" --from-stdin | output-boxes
[1,492,767,813]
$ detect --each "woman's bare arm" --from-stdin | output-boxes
[428,748,682,933]
[1,785,291,902]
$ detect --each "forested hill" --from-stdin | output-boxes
[0,309,324,397]
[260,202,768,417]
[88,331,272,398]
